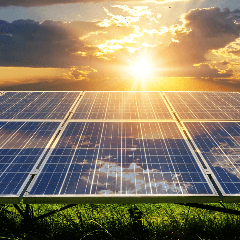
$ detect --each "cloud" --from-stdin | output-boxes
[0,6,240,82]
[221,60,230,66]
[0,14,138,67]
[158,8,240,68]
[155,63,234,79]
[0,66,70,87]
[192,63,234,78]
[0,0,178,7]
[63,66,97,81]
[0,0,103,7]
[0,19,102,67]
[229,49,240,56]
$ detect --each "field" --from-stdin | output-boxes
[1,202,240,240]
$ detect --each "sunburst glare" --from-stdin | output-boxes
[130,58,152,79]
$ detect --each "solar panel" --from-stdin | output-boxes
[0,92,80,120]
[0,121,60,203]
[0,91,239,204]
[164,91,240,120]
[24,121,218,203]
[72,92,173,120]
[184,121,240,201]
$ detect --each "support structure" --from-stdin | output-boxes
[13,204,77,223]
[176,202,240,215]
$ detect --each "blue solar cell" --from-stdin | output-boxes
[0,173,29,195]
[7,163,33,173]
[43,164,69,173]
[61,172,94,194]
[47,156,73,164]
[68,164,96,173]
[222,183,239,194]
[0,156,15,163]
[51,148,76,155]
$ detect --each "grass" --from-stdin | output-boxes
[1,202,240,240]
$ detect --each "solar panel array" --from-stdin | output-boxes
[164,92,240,120]
[72,92,173,120]
[0,91,239,204]
[0,92,79,119]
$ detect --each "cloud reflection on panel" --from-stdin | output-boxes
[0,121,59,195]
[185,122,240,194]
[54,122,212,196]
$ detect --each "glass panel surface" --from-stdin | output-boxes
[165,92,240,120]
[0,121,59,195]
[29,122,213,196]
[0,92,79,120]
[185,122,240,194]
[72,92,172,120]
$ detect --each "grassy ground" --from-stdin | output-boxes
[1,202,240,240]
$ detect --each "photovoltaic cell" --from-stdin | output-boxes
[0,92,80,120]
[72,92,172,120]
[0,121,59,197]
[27,121,214,200]
[164,92,240,120]
[184,122,240,196]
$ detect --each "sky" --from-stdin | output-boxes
[0,0,240,91]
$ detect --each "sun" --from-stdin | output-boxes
[130,59,152,79]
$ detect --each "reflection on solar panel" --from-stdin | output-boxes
[0,91,239,204]
[25,121,217,203]
[0,121,60,203]
[184,122,240,200]
[72,92,173,120]
[164,92,240,120]
[0,92,80,119]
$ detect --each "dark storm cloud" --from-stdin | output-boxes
[0,17,136,68]
[184,7,240,37]
[0,19,98,67]
[160,7,240,67]
[231,9,240,23]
